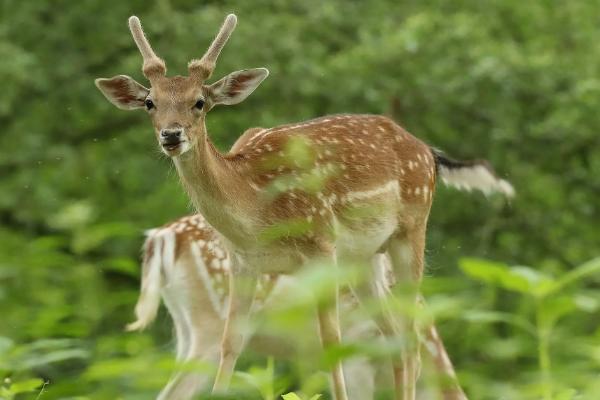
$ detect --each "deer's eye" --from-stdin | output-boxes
[145,99,154,110]
[194,99,205,110]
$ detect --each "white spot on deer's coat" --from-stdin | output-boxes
[214,247,225,259]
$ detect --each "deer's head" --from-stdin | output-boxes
[95,14,268,157]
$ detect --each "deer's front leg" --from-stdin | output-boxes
[317,286,349,400]
[212,263,257,393]
[311,244,349,400]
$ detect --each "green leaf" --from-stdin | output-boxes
[8,378,44,394]
[459,258,555,297]
[47,201,96,230]
[282,392,321,400]
[71,222,138,253]
[554,387,577,400]
[543,257,600,297]
[461,310,536,336]
[538,295,577,330]
[235,358,278,400]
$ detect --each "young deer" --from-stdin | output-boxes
[95,14,512,400]
[128,214,467,400]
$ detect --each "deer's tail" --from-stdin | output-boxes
[125,228,175,331]
[431,148,515,197]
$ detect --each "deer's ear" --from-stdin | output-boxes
[207,68,269,106]
[95,75,149,110]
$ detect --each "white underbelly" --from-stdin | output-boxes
[335,213,397,260]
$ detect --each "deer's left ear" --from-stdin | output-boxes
[95,75,150,110]
[207,68,269,106]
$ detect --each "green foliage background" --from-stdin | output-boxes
[1,0,599,399]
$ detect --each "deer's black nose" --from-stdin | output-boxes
[160,129,182,144]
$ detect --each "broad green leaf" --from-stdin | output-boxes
[459,258,555,296]
[7,378,44,394]
[282,393,321,400]
[554,387,577,400]
[461,310,536,335]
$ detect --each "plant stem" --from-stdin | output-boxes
[536,300,552,400]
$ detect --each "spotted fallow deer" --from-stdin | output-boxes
[95,13,513,400]
[128,214,467,400]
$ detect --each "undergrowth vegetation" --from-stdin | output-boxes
[1,0,599,399]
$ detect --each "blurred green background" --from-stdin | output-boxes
[1,0,599,399]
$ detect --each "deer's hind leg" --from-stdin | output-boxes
[385,225,427,400]
[345,253,409,400]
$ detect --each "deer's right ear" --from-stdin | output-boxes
[95,75,149,110]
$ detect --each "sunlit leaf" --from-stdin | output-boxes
[7,378,44,394]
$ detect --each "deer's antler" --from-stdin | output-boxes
[188,14,237,80]
[128,16,167,79]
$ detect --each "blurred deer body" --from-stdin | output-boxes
[96,13,512,400]
[129,215,468,400]
[127,215,271,400]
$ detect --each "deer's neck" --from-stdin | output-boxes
[173,126,256,245]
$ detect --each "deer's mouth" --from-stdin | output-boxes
[162,143,181,151]
[161,141,187,156]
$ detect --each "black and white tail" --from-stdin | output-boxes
[431,148,515,197]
